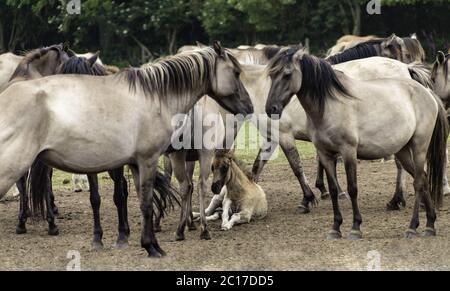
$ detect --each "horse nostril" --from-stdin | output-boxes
[271,105,278,115]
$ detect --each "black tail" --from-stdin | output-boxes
[152,170,179,219]
[28,160,51,219]
[427,102,449,208]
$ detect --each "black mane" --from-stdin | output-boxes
[58,56,107,76]
[268,48,350,118]
[327,40,382,65]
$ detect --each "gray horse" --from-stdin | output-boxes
[266,48,447,239]
[0,43,253,257]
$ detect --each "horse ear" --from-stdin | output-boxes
[410,33,417,39]
[213,41,225,57]
[67,48,77,57]
[437,51,446,65]
[196,41,207,48]
[87,51,100,66]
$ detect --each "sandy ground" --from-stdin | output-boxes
[1,157,450,271]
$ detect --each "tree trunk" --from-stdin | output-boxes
[347,0,361,36]
[168,28,177,55]
[0,19,4,53]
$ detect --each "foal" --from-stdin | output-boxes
[209,149,268,230]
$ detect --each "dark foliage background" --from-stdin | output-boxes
[0,0,448,66]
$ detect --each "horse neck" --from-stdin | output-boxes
[225,162,249,198]
[164,85,208,117]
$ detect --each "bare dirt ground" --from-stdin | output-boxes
[2,157,450,271]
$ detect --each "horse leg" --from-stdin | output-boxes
[341,149,363,240]
[315,155,329,200]
[171,151,192,241]
[221,196,232,230]
[45,165,59,236]
[186,161,196,231]
[47,168,58,215]
[87,174,103,250]
[16,173,29,234]
[135,158,165,257]
[410,143,437,237]
[222,210,252,231]
[251,139,278,182]
[386,158,407,211]
[317,150,343,239]
[442,149,450,196]
[109,167,130,249]
[279,135,316,214]
[205,186,227,216]
[395,147,422,238]
[197,150,213,240]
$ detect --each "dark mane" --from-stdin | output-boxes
[262,45,283,60]
[119,47,233,97]
[9,45,62,80]
[58,56,107,76]
[268,48,350,117]
[215,149,253,180]
[326,40,382,65]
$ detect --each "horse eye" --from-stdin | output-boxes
[220,166,228,174]
[283,73,291,80]
[235,71,241,78]
[211,165,214,172]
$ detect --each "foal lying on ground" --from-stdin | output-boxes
[194,149,267,230]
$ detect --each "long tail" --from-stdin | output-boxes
[427,101,449,208]
[28,160,51,219]
[408,63,433,90]
[152,170,180,219]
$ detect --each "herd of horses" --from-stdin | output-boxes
[0,33,449,257]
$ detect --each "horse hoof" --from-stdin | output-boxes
[175,232,185,241]
[52,207,59,216]
[146,246,163,258]
[114,240,129,250]
[48,227,59,236]
[423,228,436,237]
[91,241,104,251]
[405,229,419,239]
[188,223,197,231]
[348,230,363,240]
[200,229,211,240]
[16,225,27,235]
[321,192,330,200]
[386,202,400,211]
[327,230,342,240]
[297,205,310,214]
[154,225,162,233]
[146,243,166,258]
[339,192,348,200]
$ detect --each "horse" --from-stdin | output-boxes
[432,51,450,107]
[328,35,379,56]
[327,34,425,64]
[0,42,253,257]
[207,149,268,230]
[0,47,105,91]
[265,47,448,239]
[25,52,140,250]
